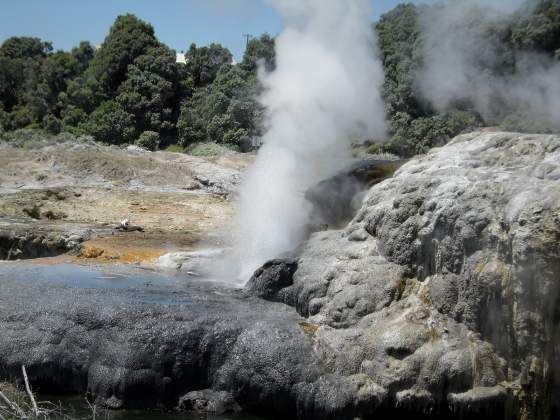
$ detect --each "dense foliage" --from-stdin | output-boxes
[377,0,560,156]
[0,1,558,157]
[0,14,275,149]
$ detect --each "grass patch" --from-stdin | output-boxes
[3,129,95,149]
[162,143,185,153]
[298,321,320,337]
[0,378,101,419]
[186,142,239,157]
[0,381,28,415]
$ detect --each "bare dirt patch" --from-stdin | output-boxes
[0,142,251,264]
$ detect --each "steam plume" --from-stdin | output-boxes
[233,0,386,282]
[415,0,560,130]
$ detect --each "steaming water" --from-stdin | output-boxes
[232,0,386,282]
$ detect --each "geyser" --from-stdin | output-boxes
[233,0,386,282]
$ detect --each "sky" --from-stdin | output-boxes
[0,0,430,60]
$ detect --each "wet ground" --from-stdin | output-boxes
[41,394,266,420]
[0,260,271,419]
[0,259,242,308]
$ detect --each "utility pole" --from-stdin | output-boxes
[243,34,253,49]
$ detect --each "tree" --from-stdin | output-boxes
[241,34,276,73]
[376,3,482,156]
[376,4,423,119]
[384,111,476,156]
[84,14,158,101]
[0,37,49,114]
[511,0,560,53]
[177,65,260,147]
[184,43,233,88]
[30,51,80,122]
[61,107,88,132]
[84,100,135,144]
[6,105,33,130]
[0,37,52,59]
[117,44,182,138]
[71,41,95,74]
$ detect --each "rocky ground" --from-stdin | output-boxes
[0,141,252,263]
[0,132,558,420]
[249,131,560,419]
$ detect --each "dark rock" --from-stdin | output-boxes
[114,225,144,232]
[305,159,403,226]
[246,258,298,301]
[0,219,91,260]
[22,204,42,219]
[0,268,323,417]
[178,389,241,414]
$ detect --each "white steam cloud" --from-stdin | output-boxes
[415,0,560,130]
[233,0,386,282]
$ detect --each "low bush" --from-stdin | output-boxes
[135,131,160,151]
[163,144,185,153]
[187,142,238,157]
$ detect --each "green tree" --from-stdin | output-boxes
[84,14,158,101]
[84,100,135,144]
[116,44,182,138]
[376,4,481,156]
[177,65,260,148]
[385,111,476,156]
[61,106,88,132]
[71,41,95,74]
[184,43,233,88]
[0,37,49,114]
[241,34,276,73]
[29,51,81,122]
[0,37,52,59]
[512,0,560,53]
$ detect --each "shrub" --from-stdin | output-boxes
[163,143,185,153]
[61,107,88,129]
[222,128,249,147]
[4,128,45,147]
[42,113,62,134]
[54,131,78,143]
[85,100,135,144]
[501,111,556,134]
[7,106,33,130]
[385,111,477,157]
[366,143,381,155]
[76,134,96,144]
[187,142,238,157]
[135,130,160,151]
[0,106,8,131]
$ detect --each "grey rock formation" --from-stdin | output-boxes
[178,389,241,414]
[265,131,560,419]
[246,258,298,301]
[0,132,558,419]
[305,159,403,226]
[0,266,322,414]
[0,218,91,260]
